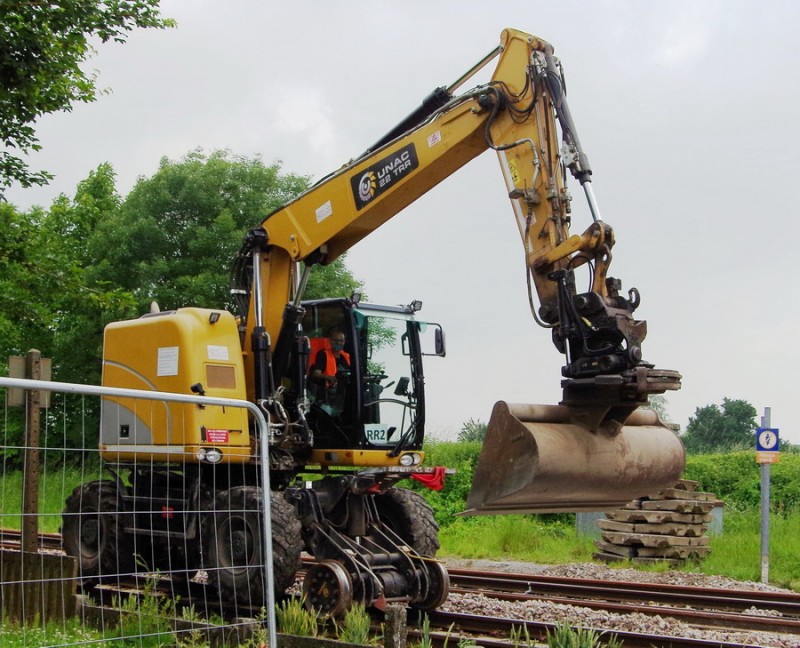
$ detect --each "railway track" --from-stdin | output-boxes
[109,561,800,646]
[449,567,800,615]
[447,567,800,635]
[2,528,798,646]
[0,527,62,551]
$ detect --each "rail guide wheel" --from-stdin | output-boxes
[303,560,353,617]
[416,560,450,610]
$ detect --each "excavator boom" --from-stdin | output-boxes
[231,28,684,514]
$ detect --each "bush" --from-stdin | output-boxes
[414,440,576,528]
[684,452,800,512]
[411,440,482,525]
[414,442,800,533]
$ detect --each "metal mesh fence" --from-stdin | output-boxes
[0,376,276,647]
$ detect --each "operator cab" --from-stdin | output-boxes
[301,297,445,462]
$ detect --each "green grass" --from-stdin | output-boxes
[276,597,319,637]
[0,466,799,648]
[3,467,800,591]
[0,617,104,646]
[0,465,98,532]
[699,508,800,589]
[439,515,595,563]
[437,508,800,592]
[335,603,379,646]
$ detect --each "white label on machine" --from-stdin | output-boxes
[365,424,393,445]
[157,346,179,376]
[207,345,229,361]
[315,200,333,223]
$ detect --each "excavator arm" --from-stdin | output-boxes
[235,28,679,423]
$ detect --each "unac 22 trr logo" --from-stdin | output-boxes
[357,171,377,204]
[350,143,419,210]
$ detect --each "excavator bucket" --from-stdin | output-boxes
[463,401,685,515]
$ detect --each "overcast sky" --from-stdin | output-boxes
[7,1,800,443]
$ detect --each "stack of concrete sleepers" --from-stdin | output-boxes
[593,479,716,565]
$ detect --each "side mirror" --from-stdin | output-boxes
[402,322,446,357]
[434,327,446,357]
[418,322,446,357]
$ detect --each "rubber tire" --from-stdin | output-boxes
[61,480,134,584]
[375,487,440,557]
[149,538,199,583]
[204,486,302,606]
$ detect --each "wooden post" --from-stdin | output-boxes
[21,350,42,554]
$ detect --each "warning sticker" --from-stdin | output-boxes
[207,345,229,361]
[157,346,179,376]
[204,428,230,444]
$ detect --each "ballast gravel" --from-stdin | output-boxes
[440,559,797,647]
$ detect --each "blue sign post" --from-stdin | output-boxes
[756,427,780,453]
[756,409,779,583]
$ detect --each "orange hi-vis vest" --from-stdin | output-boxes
[321,348,350,376]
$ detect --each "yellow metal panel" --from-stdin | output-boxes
[100,308,251,463]
[308,449,425,468]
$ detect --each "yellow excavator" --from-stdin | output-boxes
[62,28,684,616]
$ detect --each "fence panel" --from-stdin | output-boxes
[0,377,276,647]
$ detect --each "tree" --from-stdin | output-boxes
[0,168,134,465]
[681,398,757,454]
[0,0,174,192]
[457,418,488,443]
[1,151,368,464]
[38,163,135,386]
[88,149,304,311]
[0,167,128,370]
[87,149,360,313]
[305,257,363,301]
[0,202,51,356]
[645,394,672,424]
[2,151,367,462]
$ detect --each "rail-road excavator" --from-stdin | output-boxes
[62,28,684,616]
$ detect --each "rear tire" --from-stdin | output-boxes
[150,538,200,583]
[61,480,134,585]
[375,487,440,557]
[204,486,302,606]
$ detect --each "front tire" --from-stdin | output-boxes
[204,486,302,606]
[61,480,133,585]
[375,487,440,557]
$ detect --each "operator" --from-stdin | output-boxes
[310,327,351,414]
